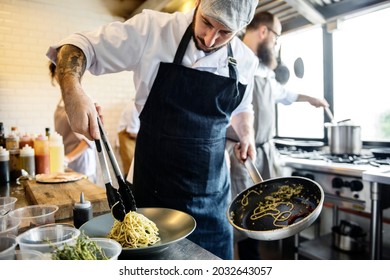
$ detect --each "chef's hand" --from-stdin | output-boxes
[296,95,329,108]
[62,89,101,140]
[308,97,329,108]
[233,140,256,164]
[230,111,256,164]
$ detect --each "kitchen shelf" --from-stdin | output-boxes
[297,233,390,260]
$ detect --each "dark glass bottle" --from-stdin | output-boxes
[0,122,5,148]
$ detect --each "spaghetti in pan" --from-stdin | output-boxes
[228,176,324,240]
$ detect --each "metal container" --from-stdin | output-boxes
[326,121,362,155]
[332,220,366,253]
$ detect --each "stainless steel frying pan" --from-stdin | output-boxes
[227,159,324,241]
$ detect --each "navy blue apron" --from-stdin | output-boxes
[133,25,246,260]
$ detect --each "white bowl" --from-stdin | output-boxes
[9,205,58,233]
[0,235,17,260]
[17,224,80,253]
[0,197,17,216]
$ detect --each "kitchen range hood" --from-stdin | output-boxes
[102,0,390,33]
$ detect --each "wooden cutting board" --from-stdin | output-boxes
[24,177,110,221]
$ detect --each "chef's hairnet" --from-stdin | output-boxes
[200,0,259,31]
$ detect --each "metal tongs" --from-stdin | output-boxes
[95,117,137,222]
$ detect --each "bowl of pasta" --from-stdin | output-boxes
[80,207,196,256]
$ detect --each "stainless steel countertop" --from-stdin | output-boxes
[280,155,390,178]
[363,168,390,185]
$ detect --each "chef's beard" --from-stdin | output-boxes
[257,42,278,70]
[191,10,228,54]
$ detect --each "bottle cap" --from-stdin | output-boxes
[0,146,9,157]
[35,134,48,141]
[74,192,91,209]
[20,133,32,142]
[49,131,63,144]
[20,144,35,156]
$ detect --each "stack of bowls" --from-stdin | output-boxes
[0,215,21,237]
[0,197,17,216]
[8,205,59,234]
[0,235,17,260]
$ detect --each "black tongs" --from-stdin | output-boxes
[95,117,137,222]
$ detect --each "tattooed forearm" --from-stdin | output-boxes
[56,44,86,83]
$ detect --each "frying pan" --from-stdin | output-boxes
[370,148,390,159]
[227,159,324,241]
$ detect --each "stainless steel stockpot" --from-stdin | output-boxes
[325,122,362,155]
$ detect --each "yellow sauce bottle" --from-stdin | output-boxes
[49,131,64,173]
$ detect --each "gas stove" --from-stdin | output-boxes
[278,146,390,260]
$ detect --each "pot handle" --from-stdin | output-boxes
[244,158,264,184]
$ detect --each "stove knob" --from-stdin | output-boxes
[291,171,314,180]
[305,173,315,180]
[350,180,363,192]
[332,177,344,189]
[291,171,303,177]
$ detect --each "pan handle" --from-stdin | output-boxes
[244,158,263,184]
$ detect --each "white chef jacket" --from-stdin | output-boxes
[255,63,299,105]
[117,101,140,134]
[46,9,258,117]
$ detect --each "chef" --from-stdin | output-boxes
[227,11,329,259]
[46,0,259,260]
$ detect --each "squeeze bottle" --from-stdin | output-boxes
[20,144,35,177]
[34,134,50,175]
[49,132,65,173]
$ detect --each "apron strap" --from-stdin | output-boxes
[173,25,193,65]
[227,44,239,90]
[173,24,239,83]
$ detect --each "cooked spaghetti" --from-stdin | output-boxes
[108,211,161,248]
[243,185,303,228]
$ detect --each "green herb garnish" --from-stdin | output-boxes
[51,232,109,260]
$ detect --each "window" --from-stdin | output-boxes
[333,7,390,143]
[276,27,324,139]
[276,6,390,144]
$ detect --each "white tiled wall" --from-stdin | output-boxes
[0,0,135,146]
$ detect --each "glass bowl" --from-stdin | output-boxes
[0,197,17,216]
[0,235,17,260]
[0,215,21,237]
[16,223,80,253]
[14,249,45,260]
[8,205,59,233]
[90,238,122,260]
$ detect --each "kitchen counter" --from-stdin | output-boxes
[280,155,390,178]
[119,238,221,260]
[3,181,221,260]
[362,168,390,259]
[363,168,390,185]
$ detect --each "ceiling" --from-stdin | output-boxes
[101,0,390,34]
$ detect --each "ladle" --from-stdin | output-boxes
[324,106,335,123]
